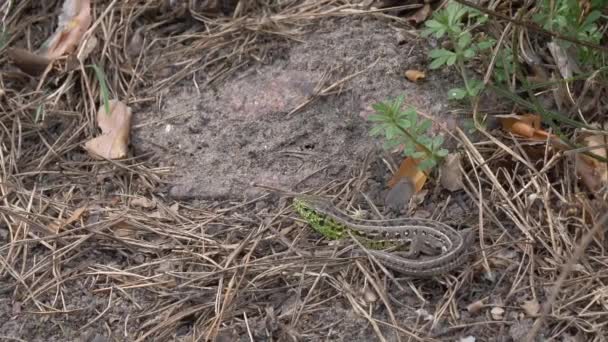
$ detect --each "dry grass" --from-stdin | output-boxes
[1,0,607,341]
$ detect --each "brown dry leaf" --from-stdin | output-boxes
[41,0,92,60]
[7,48,52,76]
[490,307,505,320]
[84,100,132,160]
[575,134,608,192]
[498,113,553,141]
[439,153,463,191]
[459,337,476,342]
[113,221,138,239]
[388,157,427,192]
[521,299,540,317]
[467,300,485,314]
[406,4,431,24]
[49,206,88,234]
[131,197,156,209]
[8,0,91,76]
[547,41,580,79]
[149,210,167,219]
[404,69,425,83]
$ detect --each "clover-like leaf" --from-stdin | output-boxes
[448,88,467,100]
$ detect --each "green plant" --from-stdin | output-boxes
[421,1,494,100]
[369,95,448,171]
[532,0,607,71]
[90,64,111,115]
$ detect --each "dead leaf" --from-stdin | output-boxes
[49,206,88,234]
[113,221,137,239]
[363,287,378,303]
[547,40,580,79]
[406,4,431,24]
[8,0,91,76]
[388,157,427,192]
[41,0,92,60]
[467,300,484,314]
[127,28,144,58]
[575,133,608,192]
[439,153,463,191]
[84,100,132,160]
[131,197,156,209]
[490,307,505,320]
[404,69,425,82]
[459,337,476,342]
[498,113,553,141]
[79,34,98,60]
[7,48,52,76]
[521,299,540,317]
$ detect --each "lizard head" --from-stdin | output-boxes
[292,195,333,215]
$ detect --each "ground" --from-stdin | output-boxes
[1,1,605,342]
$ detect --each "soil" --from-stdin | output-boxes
[132,16,465,202]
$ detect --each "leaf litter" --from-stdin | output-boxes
[1,0,608,341]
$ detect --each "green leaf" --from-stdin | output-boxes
[391,95,405,114]
[369,125,384,137]
[418,159,436,171]
[425,19,444,29]
[432,135,444,148]
[434,28,446,38]
[446,54,457,66]
[412,151,427,159]
[418,119,432,133]
[448,88,467,100]
[429,48,455,58]
[476,39,495,50]
[436,148,449,157]
[457,33,472,49]
[418,135,431,146]
[90,64,111,116]
[367,114,387,122]
[463,48,475,59]
[371,102,388,113]
[581,10,601,31]
[397,118,411,129]
[403,144,416,156]
[429,56,448,69]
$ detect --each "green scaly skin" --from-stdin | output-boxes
[293,198,407,250]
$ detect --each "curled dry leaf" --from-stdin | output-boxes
[113,221,137,239]
[459,337,476,342]
[490,307,505,320]
[547,41,580,79]
[8,0,91,76]
[49,206,88,234]
[406,4,431,24]
[521,299,540,317]
[7,48,52,76]
[131,197,156,209]
[84,100,132,160]
[363,288,378,303]
[467,300,484,314]
[498,113,553,141]
[41,0,92,60]
[575,133,608,192]
[405,69,426,82]
[439,152,463,191]
[388,157,427,192]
